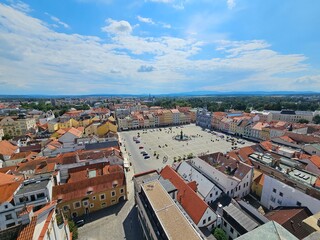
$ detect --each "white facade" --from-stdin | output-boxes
[261,175,320,214]
[176,161,222,204]
[189,158,253,198]
[197,207,217,231]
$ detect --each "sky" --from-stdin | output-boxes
[0,0,319,95]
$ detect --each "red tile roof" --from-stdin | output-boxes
[67,163,121,183]
[17,216,37,240]
[0,181,22,204]
[310,155,320,168]
[160,165,208,225]
[53,170,125,202]
[0,140,18,156]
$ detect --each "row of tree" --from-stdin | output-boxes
[148,95,320,112]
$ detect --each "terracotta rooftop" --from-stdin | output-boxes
[0,181,22,204]
[0,172,23,185]
[67,163,122,183]
[53,169,125,202]
[0,140,18,156]
[17,216,37,240]
[265,207,312,239]
[10,151,38,160]
[160,165,208,225]
[309,155,320,168]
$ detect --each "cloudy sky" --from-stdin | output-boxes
[0,0,319,95]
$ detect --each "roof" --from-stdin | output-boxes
[160,165,209,225]
[16,179,50,195]
[66,127,83,138]
[67,163,122,183]
[141,180,201,240]
[176,161,216,199]
[223,203,259,233]
[265,207,312,239]
[199,152,252,180]
[17,216,37,240]
[302,211,320,232]
[0,172,23,185]
[0,181,22,203]
[235,221,298,240]
[0,140,18,156]
[53,170,125,202]
[309,155,320,168]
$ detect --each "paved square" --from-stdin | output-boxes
[119,124,255,174]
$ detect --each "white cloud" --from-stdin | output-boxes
[102,18,132,35]
[45,13,70,29]
[0,3,312,94]
[8,0,31,13]
[137,15,155,24]
[227,0,236,9]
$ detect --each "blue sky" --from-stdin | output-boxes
[0,0,319,94]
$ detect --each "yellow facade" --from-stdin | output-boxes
[58,186,127,219]
[251,170,264,199]
[162,110,173,125]
[261,127,271,141]
[0,117,36,137]
[97,121,117,137]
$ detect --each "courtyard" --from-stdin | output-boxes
[119,124,255,174]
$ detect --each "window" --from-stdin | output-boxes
[271,196,276,203]
[297,201,301,207]
[6,223,15,228]
[111,200,116,204]
[83,200,89,207]
[72,212,78,218]
[216,191,218,195]
[210,193,213,198]
[230,227,234,234]
[74,201,81,209]
[279,192,283,197]
[100,194,106,200]
[37,193,45,198]
[63,205,69,212]
[90,203,94,208]
[101,203,106,208]
[208,216,211,222]
[5,214,13,221]
[92,196,96,201]
[120,188,124,194]
[203,219,206,224]
[223,221,227,227]
[111,191,116,197]
[277,200,282,204]
[4,205,8,209]
[273,188,276,193]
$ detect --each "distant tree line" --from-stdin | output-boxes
[148,96,320,112]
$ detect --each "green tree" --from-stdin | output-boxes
[298,119,309,124]
[313,115,320,124]
[213,228,227,240]
[2,133,12,140]
[68,220,78,240]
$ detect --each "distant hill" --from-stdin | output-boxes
[0,91,319,98]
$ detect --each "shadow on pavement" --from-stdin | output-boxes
[73,200,126,225]
[123,205,143,240]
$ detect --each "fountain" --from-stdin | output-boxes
[174,129,190,141]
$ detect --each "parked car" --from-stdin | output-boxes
[141,151,146,154]
[144,155,150,159]
[139,146,144,149]
[76,219,85,227]
[142,152,148,156]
